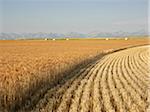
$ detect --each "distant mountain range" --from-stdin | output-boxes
[0,30,148,40]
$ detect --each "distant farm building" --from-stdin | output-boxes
[66,38,69,40]
[44,38,48,40]
[52,38,56,41]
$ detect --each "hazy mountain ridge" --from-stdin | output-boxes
[0,30,148,40]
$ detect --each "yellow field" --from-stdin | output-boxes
[0,38,149,111]
[43,45,149,112]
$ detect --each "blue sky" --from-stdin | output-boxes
[0,0,148,33]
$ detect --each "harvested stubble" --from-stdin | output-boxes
[0,39,149,111]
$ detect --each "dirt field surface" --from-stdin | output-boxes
[0,38,149,111]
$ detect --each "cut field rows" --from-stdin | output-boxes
[23,45,150,112]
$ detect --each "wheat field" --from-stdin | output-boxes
[0,39,149,112]
[20,45,150,112]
